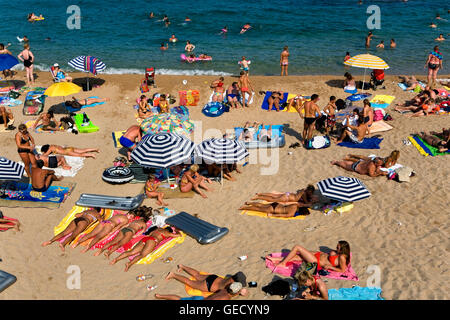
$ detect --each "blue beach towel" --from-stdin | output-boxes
[338,137,383,149]
[65,96,106,112]
[261,92,289,111]
[0,181,72,203]
[234,124,284,140]
[328,286,383,300]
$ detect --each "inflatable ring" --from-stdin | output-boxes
[202,102,227,117]
[102,166,134,184]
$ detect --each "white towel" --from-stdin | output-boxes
[42,156,85,177]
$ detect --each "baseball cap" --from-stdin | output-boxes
[53,63,59,67]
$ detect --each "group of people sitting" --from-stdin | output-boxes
[394,86,442,117]
[137,93,171,119]
[210,72,253,108]
[41,205,182,272]
[15,123,99,191]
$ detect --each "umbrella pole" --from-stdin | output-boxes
[362,68,367,93]
[86,73,89,91]
[166,168,170,184]
[221,164,223,186]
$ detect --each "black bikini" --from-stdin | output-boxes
[17,135,31,153]
[48,156,58,168]
[205,274,219,292]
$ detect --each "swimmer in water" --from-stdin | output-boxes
[365,31,373,47]
[430,22,437,28]
[390,39,396,48]
[165,19,170,27]
[185,16,191,22]
[169,34,178,43]
[344,52,351,62]
[435,13,442,20]
[220,26,228,35]
[149,12,154,19]
[160,43,168,50]
[435,34,446,41]
[17,35,29,43]
[185,40,195,52]
[240,23,252,34]
[376,40,385,49]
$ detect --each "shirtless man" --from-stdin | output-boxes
[240,56,250,74]
[185,40,195,52]
[30,166,62,192]
[376,40,385,49]
[280,46,289,76]
[33,110,61,131]
[365,31,373,47]
[119,125,142,161]
[336,115,367,144]
[238,71,253,108]
[331,157,388,177]
[40,144,99,159]
[425,46,443,88]
[211,77,225,102]
[35,153,71,170]
[296,94,321,143]
[226,82,241,108]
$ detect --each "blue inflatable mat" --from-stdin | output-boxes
[234,125,285,149]
[261,92,289,110]
[0,270,17,293]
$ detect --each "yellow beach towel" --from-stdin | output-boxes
[283,94,310,113]
[370,95,395,105]
[185,272,225,297]
[240,209,306,220]
[112,130,127,148]
[136,230,186,265]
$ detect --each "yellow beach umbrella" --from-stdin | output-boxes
[44,82,82,98]
[344,54,389,91]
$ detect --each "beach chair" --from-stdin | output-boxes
[50,66,61,83]
[140,67,156,93]
[165,211,229,244]
[0,270,17,293]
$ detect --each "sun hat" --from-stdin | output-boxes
[229,282,243,294]
[231,271,247,287]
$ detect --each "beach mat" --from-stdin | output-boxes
[185,272,225,297]
[370,95,395,109]
[112,130,127,148]
[408,135,450,157]
[157,186,195,199]
[240,209,307,220]
[65,96,106,113]
[328,286,383,300]
[0,180,75,209]
[0,270,17,293]
[368,120,393,134]
[337,137,383,149]
[260,91,289,111]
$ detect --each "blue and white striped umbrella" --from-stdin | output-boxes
[0,157,24,180]
[194,138,248,164]
[130,133,195,168]
[317,176,371,202]
[68,56,106,75]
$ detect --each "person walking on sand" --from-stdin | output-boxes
[296,94,321,143]
[280,46,289,76]
[17,43,34,85]
[425,45,443,88]
[238,71,254,108]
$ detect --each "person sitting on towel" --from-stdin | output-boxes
[330,156,388,177]
[30,166,63,192]
[0,106,14,130]
[335,115,367,144]
[211,77,225,103]
[226,82,242,109]
[35,153,72,170]
[144,174,168,206]
[33,110,61,131]
[180,164,214,198]
[119,125,142,161]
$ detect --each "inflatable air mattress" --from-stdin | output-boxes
[0,270,17,293]
[74,113,99,133]
[75,193,144,210]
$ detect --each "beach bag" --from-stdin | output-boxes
[305,135,331,150]
[295,262,319,276]
[383,114,393,121]
[373,110,384,121]
[262,279,291,297]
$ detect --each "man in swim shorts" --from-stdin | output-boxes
[120,125,142,161]
[296,94,321,143]
[238,71,254,108]
[336,115,367,144]
[240,56,250,74]
[226,82,242,108]
[280,46,289,76]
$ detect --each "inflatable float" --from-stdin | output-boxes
[304,135,331,150]
[102,166,135,184]
[202,101,228,117]
[180,53,212,62]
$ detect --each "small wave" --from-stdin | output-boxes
[155,69,233,76]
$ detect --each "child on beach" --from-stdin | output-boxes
[145,174,168,206]
[239,56,250,74]
[138,95,152,118]
[323,96,337,136]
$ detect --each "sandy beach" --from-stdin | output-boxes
[0,70,449,300]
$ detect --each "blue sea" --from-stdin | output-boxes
[1,0,448,76]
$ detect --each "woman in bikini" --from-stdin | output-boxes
[165,264,247,294]
[425,46,443,88]
[158,94,170,113]
[96,214,150,258]
[267,91,284,112]
[211,77,225,103]
[41,207,104,252]
[180,164,213,198]
[15,124,37,177]
[17,43,34,85]
[293,270,328,300]
[78,210,138,252]
[268,240,351,275]
[110,226,181,271]
[66,96,110,110]
[40,144,99,159]
[250,185,316,203]
[238,194,314,218]
[138,95,152,119]
[145,174,168,206]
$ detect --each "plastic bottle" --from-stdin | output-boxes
[136,274,154,281]
[82,113,89,126]
[146,285,158,291]
[238,255,248,261]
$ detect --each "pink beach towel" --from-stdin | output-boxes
[0,217,17,231]
[265,252,359,281]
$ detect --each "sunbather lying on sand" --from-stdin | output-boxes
[399,75,422,91]
[155,282,248,300]
[331,156,388,177]
[344,150,400,168]
[110,226,181,271]
[41,207,104,251]
[65,96,110,110]
[165,264,247,293]
[415,129,450,152]
[267,240,351,274]
[40,144,99,159]
[251,184,316,204]
[238,201,311,217]
[96,214,150,258]
[0,211,21,231]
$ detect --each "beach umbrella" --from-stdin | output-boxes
[131,133,195,182]
[140,113,194,137]
[0,157,24,180]
[68,56,106,91]
[317,176,371,202]
[343,54,389,92]
[194,138,248,185]
[44,82,82,101]
[0,54,19,71]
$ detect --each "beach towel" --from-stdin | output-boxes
[328,286,383,300]
[185,272,225,297]
[408,135,450,157]
[0,96,22,107]
[370,95,395,109]
[367,120,393,134]
[234,125,285,148]
[260,91,289,111]
[112,130,127,148]
[397,81,425,92]
[41,156,85,177]
[25,120,62,133]
[240,208,307,220]
[65,96,106,113]
[337,137,383,149]
[0,180,74,204]
[0,217,17,232]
